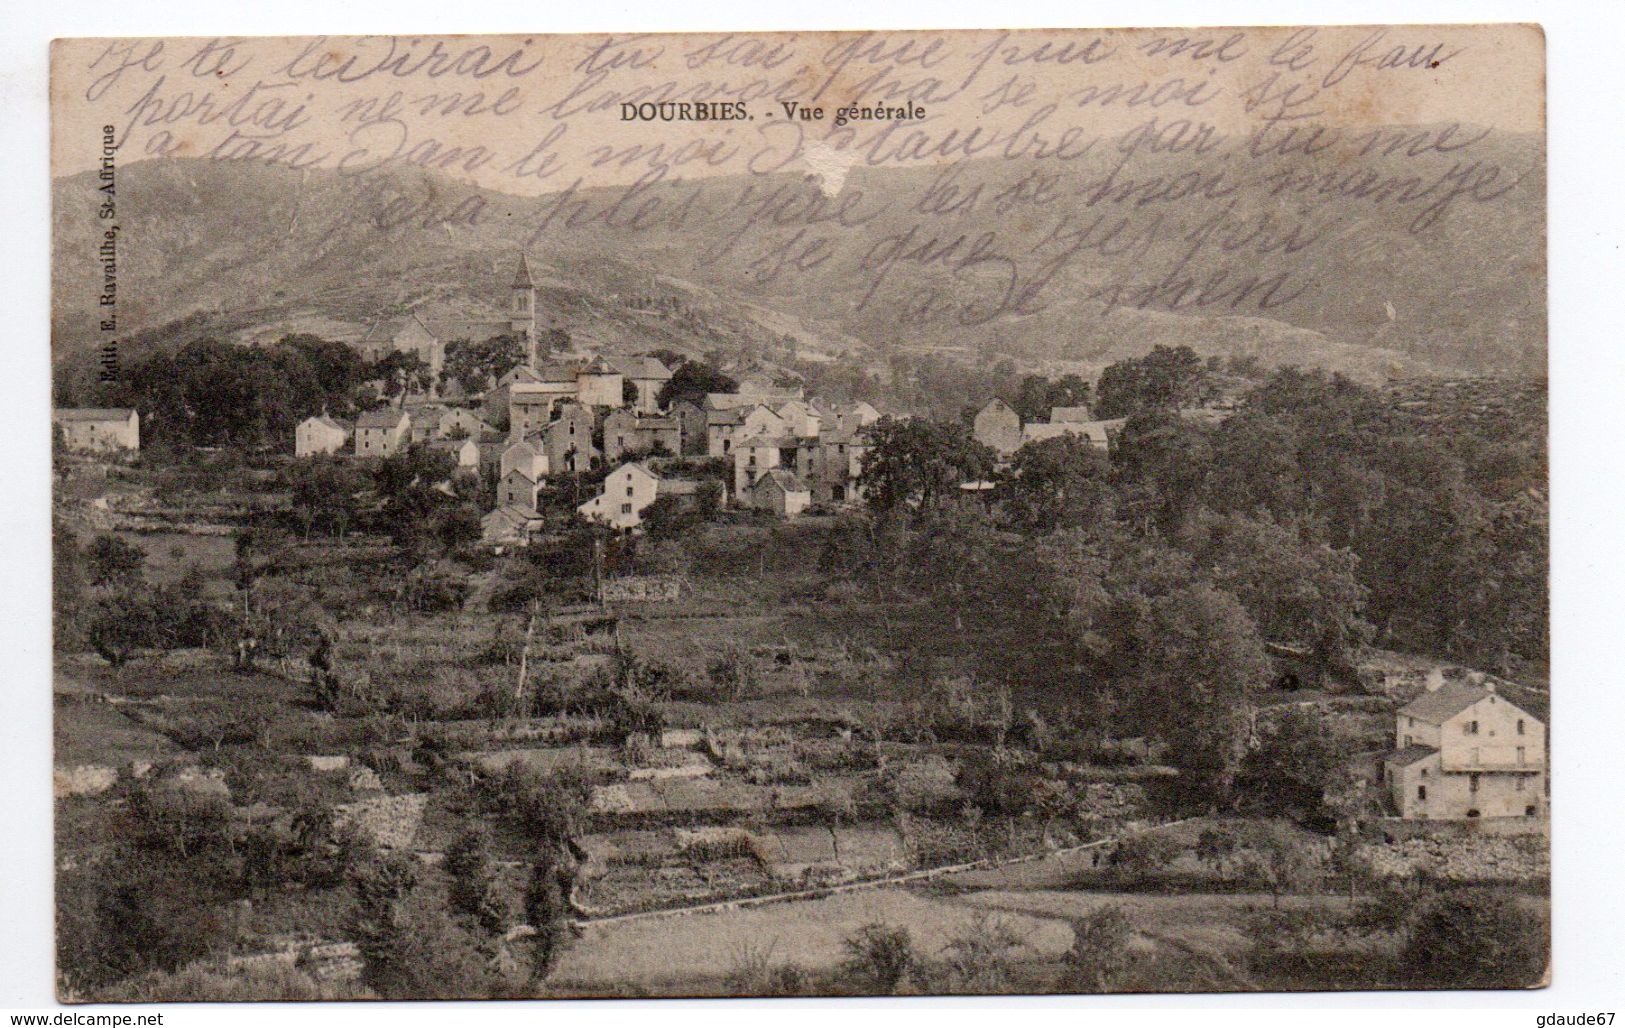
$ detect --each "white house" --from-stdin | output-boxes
[578,462,661,531]
[54,408,140,453]
[295,415,350,457]
[1384,677,1546,820]
[355,409,410,458]
[500,437,549,482]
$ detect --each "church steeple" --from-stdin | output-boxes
[510,253,538,367]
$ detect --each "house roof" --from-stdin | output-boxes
[581,355,619,376]
[707,408,748,426]
[357,409,408,429]
[656,479,701,496]
[500,365,542,386]
[304,415,349,433]
[613,355,673,380]
[512,253,535,290]
[54,408,135,422]
[1399,680,1493,724]
[425,318,513,344]
[1050,406,1092,423]
[1383,744,1440,767]
[536,361,584,384]
[612,461,660,481]
[753,468,808,494]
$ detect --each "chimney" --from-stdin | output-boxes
[1424,667,1445,693]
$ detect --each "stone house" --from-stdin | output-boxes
[795,431,871,504]
[774,399,823,438]
[973,398,1022,458]
[499,468,542,513]
[1384,678,1546,820]
[578,462,662,530]
[603,409,681,463]
[438,407,494,440]
[295,414,349,457]
[355,409,410,458]
[733,435,793,498]
[669,399,708,456]
[542,403,598,474]
[54,408,140,453]
[706,405,748,457]
[481,504,544,546]
[750,468,811,517]
[613,356,674,414]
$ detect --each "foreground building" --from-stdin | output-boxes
[1384,677,1546,820]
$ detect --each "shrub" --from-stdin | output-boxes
[57,853,236,993]
[954,750,1045,817]
[940,915,1027,993]
[1403,886,1548,989]
[840,922,918,995]
[1108,831,1181,885]
[1066,906,1135,992]
[724,938,807,997]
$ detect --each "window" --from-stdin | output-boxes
[1470,773,1480,794]
[1467,809,1480,818]
[1417,785,1427,800]
[1517,746,1526,765]
[1517,719,1526,735]
[1526,805,1538,817]
[1464,720,1479,735]
[626,486,634,497]
[1516,776,1526,792]
[620,503,632,514]
[1403,735,1413,747]
[1408,717,1415,728]
[1420,768,1429,777]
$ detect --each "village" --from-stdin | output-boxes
[50,254,1550,1001]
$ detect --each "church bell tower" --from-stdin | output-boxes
[510,253,538,367]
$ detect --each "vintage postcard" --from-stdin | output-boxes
[49,26,1547,1000]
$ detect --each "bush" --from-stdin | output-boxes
[1108,831,1181,885]
[57,853,237,994]
[939,915,1026,993]
[1403,886,1548,988]
[840,922,918,995]
[1066,906,1135,991]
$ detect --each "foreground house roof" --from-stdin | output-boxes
[1398,680,1494,725]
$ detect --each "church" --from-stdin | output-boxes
[355,253,553,389]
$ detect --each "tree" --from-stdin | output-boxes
[1108,832,1180,884]
[1191,511,1372,671]
[1010,373,1091,423]
[87,591,162,668]
[1094,345,1206,418]
[445,828,508,937]
[1236,708,1342,825]
[373,350,434,405]
[440,335,527,396]
[1195,824,1240,881]
[288,457,367,540]
[87,535,147,586]
[859,416,995,516]
[523,852,573,981]
[1118,585,1269,804]
[996,434,1114,533]
[1110,409,1213,534]
[656,358,737,409]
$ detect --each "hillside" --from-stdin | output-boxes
[52,129,1545,386]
